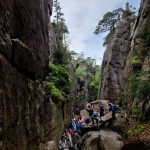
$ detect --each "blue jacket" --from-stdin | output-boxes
[109,103,115,113]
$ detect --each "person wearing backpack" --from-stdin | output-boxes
[108,102,116,119]
[58,136,68,150]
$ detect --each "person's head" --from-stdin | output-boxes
[99,102,102,106]
[87,103,90,107]
[61,136,65,141]
[79,115,82,119]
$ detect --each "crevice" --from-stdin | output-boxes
[0,51,36,81]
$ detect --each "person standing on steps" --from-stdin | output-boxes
[86,103,99,126]
[99,103,104,117]
[86,103,94,125]
[66,129,73,150]
[105,101,116,127]
[59,135,69,150]
[108,102,116,119]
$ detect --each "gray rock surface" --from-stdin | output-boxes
[39,141,58,150]
[123,0,150,90]
[0,0,51,79]
[99,15,135,101]
[80,130,123,150]
[0,0,67,149]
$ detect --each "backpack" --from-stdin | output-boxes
[108,103,115,113]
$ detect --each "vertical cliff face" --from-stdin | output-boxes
[123,0,150,90]
[99,16,135,101]
[0,0,66,149]
[0,0,51,79]
[99,0,150,110]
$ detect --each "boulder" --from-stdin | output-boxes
[80,130,123,150]
[39,141,58,150]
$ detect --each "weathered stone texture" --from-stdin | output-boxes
[80,130,123,150]
[0,52,65,149]
[123,0,150,90]
[99,0,149,113]
[0,0,66,149]
[99,17,135,101]
[0,0,51,79]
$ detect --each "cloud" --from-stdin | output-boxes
[58,0,141,65]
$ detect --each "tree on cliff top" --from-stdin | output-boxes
[94,8,123,35]
[53,0,69,46]
[53,0,65,23]
[94,2,136,46]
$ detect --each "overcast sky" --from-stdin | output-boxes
[58,0,141,65]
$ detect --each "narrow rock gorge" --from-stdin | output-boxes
[0,0,149,150]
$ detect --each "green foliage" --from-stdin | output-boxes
[47,82,64,100]
[90,73,100,88]
[137,71,150,117]
[46,63,70,100]
[53,0,65,23]
[127,124,147,137]
[72,53,100,102]
[122,2,136,18]
[59,22,69,34]
[131,55,141,65]
[120,92,128,106]
[131,107,144,119]
[76,68,85,78]
[53,41,70,65]
[128,71,150,119]
[94,3,135,35]
[129,72,141,99]
[94,11,118,34]
[88,72,101,102]
[52,22,69,34]
[141,26,150,47]
[94,2,136,46]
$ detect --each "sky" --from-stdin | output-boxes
[58,0,141,65]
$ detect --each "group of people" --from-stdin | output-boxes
[58,101,118,150]
[85,101,116,127]
[58,115,86,150]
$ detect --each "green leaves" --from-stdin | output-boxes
[131,107,144,119]
[94,2,136,46]
[129,71,150,119]
[46,63,70,100]
[131,55,141,65]
[90,73,100,88]
[127,124,147,137]
[94,11,117,34]
[129,72,141,99]
[94,7,125,35]
[47,82,64,100]
[76,68,85,78]
[53,41,69,65]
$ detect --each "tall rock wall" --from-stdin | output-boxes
[99,0,150,105]
[123,0,150,90]
[0,0,51,79]
[99,16,135,101]
[0,0,67,149]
